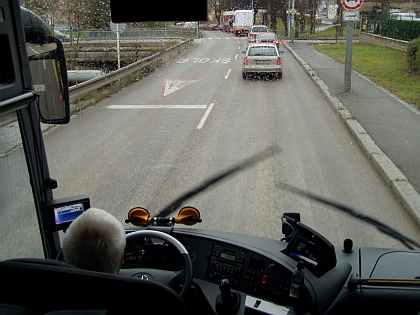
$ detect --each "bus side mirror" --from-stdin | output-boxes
[28,37,70,124]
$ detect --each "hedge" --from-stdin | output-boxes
[407,37,420,73]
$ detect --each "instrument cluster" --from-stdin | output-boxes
[123,238,184,270]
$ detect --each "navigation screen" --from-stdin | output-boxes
[54,203,84,225]
[290,235,324,267]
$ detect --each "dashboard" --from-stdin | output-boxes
[121,227,420,315]
[122,227,327,313]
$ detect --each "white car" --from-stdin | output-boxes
[242,43,283,79]
[247,25,268,43]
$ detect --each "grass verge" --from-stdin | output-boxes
[314,43,420,110]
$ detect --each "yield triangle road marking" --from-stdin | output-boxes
[160,78,201,99]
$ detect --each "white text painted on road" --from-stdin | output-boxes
[177,58,231,64]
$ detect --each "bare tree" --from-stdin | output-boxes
[260,0,288,33]
[381,0,391,15]
[309,0,317,34]
[211,0,222,24]
[20,0,56,29]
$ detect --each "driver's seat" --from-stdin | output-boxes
[0,259,188,315]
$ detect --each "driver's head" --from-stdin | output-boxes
[62,208,126,274]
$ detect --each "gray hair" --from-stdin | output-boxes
[62,208,126,274]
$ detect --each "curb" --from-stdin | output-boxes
[285,42,420,230]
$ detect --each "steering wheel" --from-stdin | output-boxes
[121,230,193,297]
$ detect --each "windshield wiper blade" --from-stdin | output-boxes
[154,145,281,218]
[277,181,420,250]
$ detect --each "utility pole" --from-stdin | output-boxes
[342,0,363,92]
[288,0,291,38]
[116,24,120,69]
[291,0,295,43]
[344,21,354,92]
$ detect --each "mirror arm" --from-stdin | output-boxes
[0,91,37,117]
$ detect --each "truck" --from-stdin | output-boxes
[232,9,254,36]
[222,10,235,32]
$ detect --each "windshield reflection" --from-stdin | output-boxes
[26,42,57,58]
[0,113,44,260]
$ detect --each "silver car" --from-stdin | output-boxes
[247,25,269,44]
[242,43,283,79]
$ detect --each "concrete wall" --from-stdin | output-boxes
[360,32,409,51]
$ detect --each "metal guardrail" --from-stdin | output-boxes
[1,39,193,128]
[69,28,199,41]
[69,39,192,103]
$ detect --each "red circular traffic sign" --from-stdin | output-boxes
[342,0,363,10]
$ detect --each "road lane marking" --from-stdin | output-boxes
[224,69,232,79]
[234,54,238,60]
[159,78,202,99]
[196,103,214,129]
[107,105,206,109]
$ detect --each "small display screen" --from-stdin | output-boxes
[54,203,84,225]
[48,196,90,231]
[220,252,236,262]
[290,235,324,268]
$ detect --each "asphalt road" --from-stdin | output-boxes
[36,31,420,250]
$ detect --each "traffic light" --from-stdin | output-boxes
[253,0,259,14]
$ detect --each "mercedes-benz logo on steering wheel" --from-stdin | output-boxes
[134,272,153,281]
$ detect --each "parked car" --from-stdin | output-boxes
[242,43,283,79]
[247,25,268,43]
[55,30,70,42]
[184,22,198,28]
[255,32,280,47]
[54,26,70,42]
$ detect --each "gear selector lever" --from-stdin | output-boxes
[216,279,241,314]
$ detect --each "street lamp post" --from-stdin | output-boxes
[288,2,296,42]
[288,0,291,37]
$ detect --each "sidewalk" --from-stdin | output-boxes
[285,41,420,228]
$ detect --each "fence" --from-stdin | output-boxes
[68,28,200,42]
[359,32,409,51]
[361,14,420,41]
[68,39,193,105]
